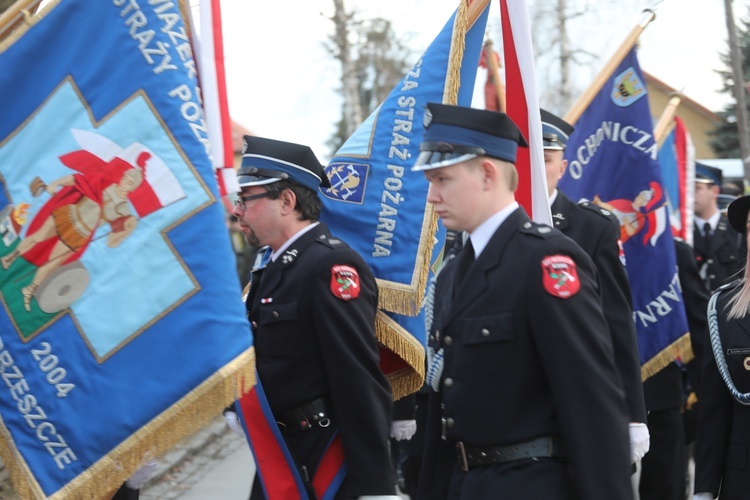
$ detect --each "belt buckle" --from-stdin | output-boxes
[456,441,469,472]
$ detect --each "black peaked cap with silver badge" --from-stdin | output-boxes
[238,136,331,191]
[412,103,528,171]
[540,109,575,150]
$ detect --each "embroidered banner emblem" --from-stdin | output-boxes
[321,162,369,204]
[330,265,360,300]
[541,255,580,299]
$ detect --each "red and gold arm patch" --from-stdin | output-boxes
[541,255,580,299]
[330,264,360,300]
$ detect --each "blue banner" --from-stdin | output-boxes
[559,48,690,374]
[319,5,489,316]
[0,2,251,497]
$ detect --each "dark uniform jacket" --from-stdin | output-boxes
[418,208,632,500]
[551,191,647,423]
[693,216,744,292]
[246,222,395,497]
[695,282,750,499]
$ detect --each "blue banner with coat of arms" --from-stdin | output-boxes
[558,47,690,377]
[319,4,489,317]
[0,2,251,498]
[318,4,490,398]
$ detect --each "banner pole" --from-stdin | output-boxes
[484,39,507,112]
[0,0,43,41]
[564,9,656,125]
[654,93,683,147]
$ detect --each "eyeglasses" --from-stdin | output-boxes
[231,191,273,210]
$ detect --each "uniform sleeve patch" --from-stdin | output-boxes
[541,255,580,299]
[330,265,360,300]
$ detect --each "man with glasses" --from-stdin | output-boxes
[230,136,398,500]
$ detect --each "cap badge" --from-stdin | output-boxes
[423,108,433,128]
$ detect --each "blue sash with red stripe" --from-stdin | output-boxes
[236,376,347,499]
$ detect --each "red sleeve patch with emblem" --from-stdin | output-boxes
[541,255,580,299]
[330,265,360,300]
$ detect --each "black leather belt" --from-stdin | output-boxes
[456,436,565,471]
[276,397,331,432]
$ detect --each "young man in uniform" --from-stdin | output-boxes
[693,163,744,291]
[232,136,398,500]
[542,109,649,466]
[413,103,632,500]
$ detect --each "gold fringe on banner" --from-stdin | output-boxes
[640,332,693,382]
[443,0,469,106]
[376,311,426,400]
[376,204,440,316]
[0,348,255,500]
[377,0,491,317]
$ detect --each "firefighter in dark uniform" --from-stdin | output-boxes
[541,109,649,464]
[231,136,398,499]
[413,103,632,500]
[693,163,743,292]
[694,195,750,500]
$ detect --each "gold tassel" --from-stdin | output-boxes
[377,203,440,316]
[0,348,255,499]
[376,312,425,400]
[640,333,694,381]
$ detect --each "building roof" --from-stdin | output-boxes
[642,71,724,123]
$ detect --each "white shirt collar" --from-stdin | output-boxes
[694,211,721,232]
[548,189,559,206]
[468,202,519,259]
[271,222,320,262]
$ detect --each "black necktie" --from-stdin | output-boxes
[454,238,474,293]
[703,222,712,247]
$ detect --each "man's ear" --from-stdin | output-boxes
[480,159,497,190]
[279,189,297,214]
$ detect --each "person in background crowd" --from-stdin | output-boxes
[541,109,649,466]
[414,103,632,500]
[230,136,398,500]
[694,194,750,500]
[693,163,744,292]
[639,237,710,500]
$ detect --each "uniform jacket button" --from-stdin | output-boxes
[446,417,455,427]
[444,336,453,346]
[481,328,490,337]
[251,321,258,328]
[444,378,454,388]
[272,311,280,318]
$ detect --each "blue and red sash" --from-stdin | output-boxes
[236,376,347,499]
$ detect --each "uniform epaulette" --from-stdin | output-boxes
[578,200,615,220]
[315,233,345,249]
[716,279,743,293]
[519,220,555,238]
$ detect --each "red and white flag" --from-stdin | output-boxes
[190,0,238,197]
[499,0,551,225]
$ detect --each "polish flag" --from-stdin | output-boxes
[190,0,239,197]
[499,0,551,225]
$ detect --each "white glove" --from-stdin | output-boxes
[628,422,650,463]
[390,419,417,441]
[125,459,158,489]
[693,494,714,500]
[357,496,401,499]
[224,411,244,436]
